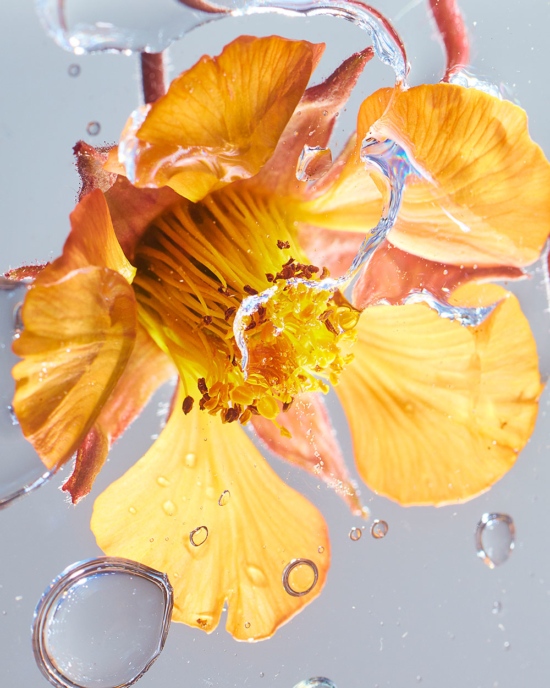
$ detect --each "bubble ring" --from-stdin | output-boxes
[282,558,319,597]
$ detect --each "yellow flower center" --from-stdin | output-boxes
[132,183,359,425]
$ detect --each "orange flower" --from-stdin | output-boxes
[9,35,549,639]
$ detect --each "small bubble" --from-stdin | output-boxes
[244,622,251,629]
[504,641,511,650]
[162,500,176,516]
[15,595,23,602]
[260,672,265,678]
[317,546,325,554]
[149,538,154,543]
[13,301,23,338]
[7,405,19,426]
[156,476,170,487]
[296,145,333,181]
[218,490,230,506]
[371,520,389,539]
[246,565,267,587]
[349,527,362,542]
[293,678,337,688]
[68,64,81,77]
[475,513,515,568]
[86,121,101,136]
[492,601,502,615]
[189,526,208,547]
[185,452,196,468]
[128,506,137,515]
[282,559,318,597]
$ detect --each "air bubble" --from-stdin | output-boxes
[293,678,337,688]
[317,546,325,554]
[218,489,230,506]
[156,475,170,487]
[349,527,362,541]
[475,513,515,568]
[86,121,101,136]
[296,145,333,181]
[32,557,173,688]
[244,621,251,629]
[282,559,318,597]
[189,525,208,547]
[371,519,389,539]
[68,64,81,77]
[12,301,23,339]
[162,500,176,516]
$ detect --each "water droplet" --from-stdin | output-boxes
[282,559,318,597]
[189,526,208,547]
[68,63,81,77]
[86,121,101,136]
[246,565,267,587]
[492,601,502,615]
[32,557,173,688]
[218,489,230,506]
[296,145,333,181]
[162,500,176,516]
[0,279,54,508]
[293,678,337,688]
[475,513,515,568]
[317,546,325,554]
[260,672,265,678]
[185,452,196,468]
[349,527,362,542]
[156,475,170,487]
[128,506,137,515]
[371,520,389,539]
[244,621,251,629]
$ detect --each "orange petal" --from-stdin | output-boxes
[73,141,117,200]
[253,47,374,197]
[91,387,329,640]
[12,266,137,470]
[62,324,177,503]
[366,84,550,267]
[336,285,541,505]
[353,240,525,308]
[42,189,136,284]
[109,36,324,202]
[251,393,364,516]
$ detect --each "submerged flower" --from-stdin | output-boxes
[9,34,550,639]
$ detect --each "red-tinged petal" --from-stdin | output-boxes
[297,225,365,279]
[61,423,109,504]
[12,266,137,470]
[61,324,177,503]
[253,47,374,196]
[41,189,136,284]
[251,393,364,516]
[4,264,48,281]
[336,285,541,505]
[91,387,329,641]
[108,36,324,202]
[353,240,526,308]
[104,176,179,262]
[365,84,550,267]
[73,141,117,200]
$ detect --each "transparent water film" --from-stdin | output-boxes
[282,559,319,597]
[34,0,407,82]
[293,679,337,688]
[32,557,173,688]
[0,278,54,509]
[475,513,516,569]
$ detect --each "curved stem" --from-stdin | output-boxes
[428,0,470,81]
[140,52,166,104]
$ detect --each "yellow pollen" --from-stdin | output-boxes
[132,185,359,423]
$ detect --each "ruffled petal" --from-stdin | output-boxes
[336,285,541,505]
[44,189,136,284]
[251,393,363,515]
[108,36,324,202]
[91,388,329,640]
[12,266,137,470]
[73,141,117,200]
[62,324,177,503]
[253,47,373,197]
[365,84,550,267]
[353,240,525,308]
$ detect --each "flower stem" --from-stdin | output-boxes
[140,52,166,104]
[428,0,470,81]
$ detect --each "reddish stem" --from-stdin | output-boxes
[428,0,470,81]
[140,52,166,104]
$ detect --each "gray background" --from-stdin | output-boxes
[1,0,549,686]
